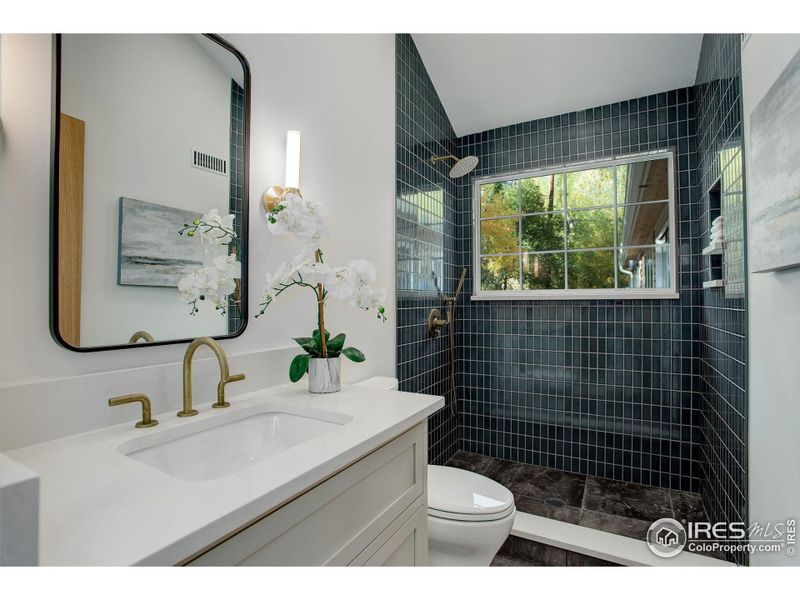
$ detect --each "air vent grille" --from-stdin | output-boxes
[192,149,227,176]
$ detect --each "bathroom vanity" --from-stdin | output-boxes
[6,384,443,566]
[188,422,428,566]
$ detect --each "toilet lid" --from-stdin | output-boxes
[427,465,515,522]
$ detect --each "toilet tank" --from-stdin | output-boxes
[355,376,399,391]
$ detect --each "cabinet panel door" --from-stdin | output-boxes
[188,424,426,566]
[364,505,428,566]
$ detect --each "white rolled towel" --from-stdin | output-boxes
[712,216,725,227]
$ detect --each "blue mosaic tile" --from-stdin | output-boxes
[452,82,701,494]
[694,33,748,565]
[228,79,245,332]
[395,34,459,465]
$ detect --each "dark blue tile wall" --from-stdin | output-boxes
[694,33,748,565]
[453,89,702,492]
[395,34,460,464]
[228,79,245,332]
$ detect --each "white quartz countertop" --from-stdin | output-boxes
[6,384,443,565]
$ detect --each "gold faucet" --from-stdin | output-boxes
[108,393,158,428]
[128,330,155,344]
[178,337,245,417]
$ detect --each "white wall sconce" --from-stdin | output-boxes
[263,130,302,212]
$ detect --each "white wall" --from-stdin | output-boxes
[61,34,231,345]
[0,34,396,449]
[742,33,800,566]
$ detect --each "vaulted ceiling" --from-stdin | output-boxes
[412,34,703,137]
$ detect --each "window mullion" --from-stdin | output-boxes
[518,179,523,289]
[563,171,568,290]
[613,165,619,289]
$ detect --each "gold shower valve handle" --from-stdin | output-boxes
[108,393,158,429]
[428,308,451,338]
[427,268,467,338]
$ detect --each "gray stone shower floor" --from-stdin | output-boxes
[444,450,723,566]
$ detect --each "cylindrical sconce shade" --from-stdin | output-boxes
[284,130,301,190]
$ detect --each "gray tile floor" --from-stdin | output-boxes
[447,450,726,563]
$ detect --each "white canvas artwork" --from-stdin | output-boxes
[117,197,204,287]
[749,49,800,273]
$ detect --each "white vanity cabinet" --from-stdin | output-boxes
[186,423,428,566]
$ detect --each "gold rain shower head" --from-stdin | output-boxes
[431,154,479,178]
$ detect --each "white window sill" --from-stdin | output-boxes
[471,289,680,301]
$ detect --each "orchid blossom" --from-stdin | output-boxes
[258,193,386,368]
[177,210,241,316]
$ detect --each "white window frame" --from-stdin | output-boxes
[472,149,679,300]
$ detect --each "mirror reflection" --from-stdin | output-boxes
[53,34,249,350]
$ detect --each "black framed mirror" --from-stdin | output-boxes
[50,34,250,351]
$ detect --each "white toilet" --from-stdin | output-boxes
[427,464,516,565]
[357,377,516,566]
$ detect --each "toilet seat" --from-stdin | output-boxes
[427,465,515,522]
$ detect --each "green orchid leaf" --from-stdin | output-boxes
[289,354,310,382]
[341,347,366,363]
[312,329,331,349]
[326,333,346,354]
[293,336,319,356]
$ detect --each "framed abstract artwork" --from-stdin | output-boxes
[117,197,204,287]
[749,49,800,273]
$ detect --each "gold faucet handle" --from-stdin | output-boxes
[108,393,158,429]
[213,373,245,409]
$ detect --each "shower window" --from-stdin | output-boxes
[473,150,678,299]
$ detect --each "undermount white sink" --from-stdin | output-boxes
[118,406,351,481]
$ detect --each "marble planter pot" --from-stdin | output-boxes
[308,357,341,393]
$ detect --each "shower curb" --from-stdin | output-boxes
[512,511,733,567]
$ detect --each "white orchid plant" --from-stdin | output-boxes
[177,209,241,316]
[258,191,387,383]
